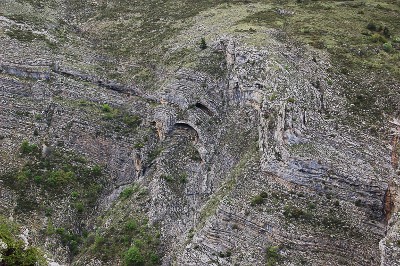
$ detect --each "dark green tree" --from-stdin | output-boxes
[124,246,144,266]
[199,37,207,50]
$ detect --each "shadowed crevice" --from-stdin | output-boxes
[194,102,213,116]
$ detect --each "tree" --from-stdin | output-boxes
[199,37,207,50]
[124,246,144,266]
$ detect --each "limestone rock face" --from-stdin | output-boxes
[0,1,399,266]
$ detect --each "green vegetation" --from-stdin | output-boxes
[6,28,43,42]
[120,185,136,199]
[1,0,398,264]
[161,174,174,183]
[251,195,264,206]
[6,28,56,48]
[53,227,83,255]
[84,217,160,265]
[123,114,142,128]
[238,0,400,126]
[250,191,268,206]
[282,203,353,235]
[283,205,312,220]
[0,215,47,265]
[3,0,399,120]
[134,142,145,149]
[1,148,105,214]
[355,199,363,207]
[199,37,207,50]
[287,97,296,103]
[20,140,39,155]
[56,98,144,136]
[161,173,188,184]
[100,104,142,134]
[147,147,163,163]
[124,245,144,265]
[102,103,112,112]
[382,42,394,53]
[178,173,188,184]
[120,184,147,200]
[194,50,227,78]
[265,245,282,266]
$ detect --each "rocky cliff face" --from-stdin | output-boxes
[0,0,399,265]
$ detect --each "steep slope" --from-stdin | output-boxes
[0,0,399,265]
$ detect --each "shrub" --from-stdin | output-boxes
[354,199,362,207]
[366,22,377,31]
[283,205,312,221]
[20,140,38,155]
[120,186,135,199]
[149,252,160,264]
[45,207,53,217]
[148,147,163,162]
[102,103,112,112]
[307,203,316,209]
[382,42,393,53]
[91,165,102,177]
[200,37,207,50]
[269,93,277,101]
[321,214,345,229]
[124,246,144,266]
[15,169,32,183]
[125,219,138,231]
[251,195,264,206]
[71,191,79,199]
[93,235,106,250]
[123,115,142,128]
[74,202,84,213]
[6,29,39,42]
[161,174,174,183]
[134,142,144,149]
[190,150,202,161]
[383,26,390,38]
[55,228,83,255]
[371,33,387,43]
[46,169,75,187]
[178,173,188,184]
[0,216,46,265]
[265,246,281,266]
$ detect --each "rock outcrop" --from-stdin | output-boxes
[0,1,399,265]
